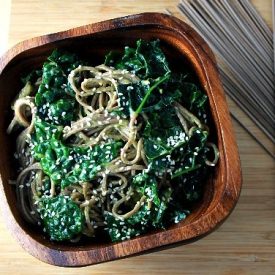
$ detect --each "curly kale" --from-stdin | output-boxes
[35,49,83,126]
[105,39,170,79]
[38,195,84,241]
[31,119,122,189]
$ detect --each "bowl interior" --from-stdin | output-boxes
[0,25,222,251]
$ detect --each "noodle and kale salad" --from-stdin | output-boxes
[7,39,219,242]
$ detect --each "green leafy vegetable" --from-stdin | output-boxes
[181,82,208,123]
[38,195,84,241]
[21,69,42,85]
[117,73,171,117]
[134,73,170,115]
[105,39,170,79]
[35,49,82,125]
[32,119,122,188]
[132,172,172,228]
[105,210,147,242]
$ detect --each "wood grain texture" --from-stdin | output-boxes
[0,0,11,56]
[0,12,241,267]
[0,0,274,274]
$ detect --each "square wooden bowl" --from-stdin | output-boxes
[0,13,242,266]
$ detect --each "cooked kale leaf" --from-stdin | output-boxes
[32,119,122,188]
[105,39,170,79]
[117,74,172,117]
[21,69,42,85]
[106,172,173,242]
[35,49,82,125]
[38,195,84,241]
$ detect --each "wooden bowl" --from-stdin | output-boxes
[0,13,242,266]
